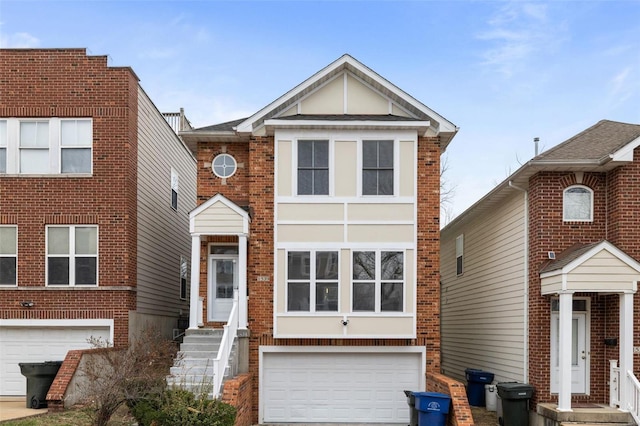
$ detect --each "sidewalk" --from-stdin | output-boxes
[0,397,47,423]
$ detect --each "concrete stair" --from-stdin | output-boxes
[167,329,238,398]
[538,403,635,426]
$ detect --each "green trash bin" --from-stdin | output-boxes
[496,382,534,426]
[19,361,63,408]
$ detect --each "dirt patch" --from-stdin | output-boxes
[471,406,498,425]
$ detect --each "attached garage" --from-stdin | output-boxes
[0,320,112,396]
[261,347,424,424]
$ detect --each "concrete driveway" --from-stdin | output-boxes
[0,397,47,423]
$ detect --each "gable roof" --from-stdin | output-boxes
[443,120,640,234]
[181,54,458,150]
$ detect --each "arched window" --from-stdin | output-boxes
[563,185,593,222]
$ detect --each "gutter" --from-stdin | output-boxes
[509,181,529,384]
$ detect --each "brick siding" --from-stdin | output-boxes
[0,49,139,347]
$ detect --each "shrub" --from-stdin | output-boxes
[131,389,235,426]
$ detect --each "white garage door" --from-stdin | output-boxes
[0,326,110,396]
[262,351,421,424]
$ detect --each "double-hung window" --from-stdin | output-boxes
[456,234,464,276]
[20,121,50,174]
[352,251,404,312]
[0,120,7,174]
[297,140,329,195]
[0,118,92,174]
[0,226,17,286]
[287,250,339,312]
[171,168,179,210]
[362,140,394,195]
[180,256,188,300]
[60,119,92,173]
[47,226,98,286]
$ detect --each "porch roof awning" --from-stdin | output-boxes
[539,240,640,295]
[189,193,250,235]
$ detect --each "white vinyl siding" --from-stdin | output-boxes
[136,87,196,317]
[440,192,526,383]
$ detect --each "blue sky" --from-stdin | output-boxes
[1,0,639,222]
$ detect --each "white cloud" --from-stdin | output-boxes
[0,31,40,48]
[476,2,561,78]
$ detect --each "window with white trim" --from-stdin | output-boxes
[0,120,7,174]
[362,140,394,195]
[297,140,329,195]
[0,226,17,286]
[456,234,464,276]
[180,256,188,300]
[0,118,93,175]
[563,185,593,222]
[171,168,179,210]
[60,119,92,173]
[352,251,404,312]
[287,250,339,312]
[47,225,97,286]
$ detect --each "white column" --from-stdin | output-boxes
[557,292,573,411]
[619,292,634,411]
[238,234,248,329]
[188,235,201,329]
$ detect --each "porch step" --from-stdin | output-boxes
[561,423,636,426]
[538,403,634,425]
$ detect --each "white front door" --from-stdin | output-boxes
[551,312,588,394]
[208,256,237,322]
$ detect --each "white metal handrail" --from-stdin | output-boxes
[212,289,239,398]
[625,370,640,425]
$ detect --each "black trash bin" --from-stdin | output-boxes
[19,361,63,408]
[404,390,418,426]
[496,382,534,426]
[465,368,494,406]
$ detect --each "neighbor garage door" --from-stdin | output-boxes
[0,326,110,395]
[262,351,421,424]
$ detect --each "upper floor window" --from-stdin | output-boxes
[362,140,393,195]
[287,250,339,312]
[20,121,49,174]
[60,120,92,173]
[0,120,7,174]
[0,118,93,175]
[212,153,237,178]
[47,225,97,286]
[180,256,188,300]
[297,140,329,195]
[456,234,464,276]
[352,250,403,312]
[563,185,593,222]
[171,168,179,210]
[0,226,17,286]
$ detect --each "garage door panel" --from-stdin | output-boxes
[263,351,421,424]
[0,326,110,396]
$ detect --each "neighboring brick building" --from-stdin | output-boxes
[176,54,458,424]
[440,120,640,424]
[0,49,196,397]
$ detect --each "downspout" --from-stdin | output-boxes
[509,181,529,383]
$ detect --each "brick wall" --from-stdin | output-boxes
[221,373,253,426]
[0,49,139,347]
[427,372,474,426]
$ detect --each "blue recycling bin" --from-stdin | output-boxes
[413,391,451,426]
[465,368,494,406]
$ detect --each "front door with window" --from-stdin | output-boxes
[208,255,237,322]
[551,309,588,394]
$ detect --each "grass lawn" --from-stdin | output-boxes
[0,406,135,426]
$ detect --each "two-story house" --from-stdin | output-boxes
[440,120,640,425]
[175,54,458,424]
[0,49,196,397]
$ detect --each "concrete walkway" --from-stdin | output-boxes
[0,397,47,423]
